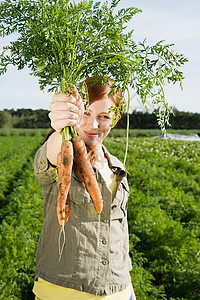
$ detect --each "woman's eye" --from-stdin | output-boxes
[99,115,110,120]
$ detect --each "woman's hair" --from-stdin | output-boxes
[83,77,123,108]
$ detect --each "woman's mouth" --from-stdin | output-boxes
[83,131,99,138]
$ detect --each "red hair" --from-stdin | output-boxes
[82,77,123,108]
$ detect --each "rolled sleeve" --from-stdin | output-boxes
[34,142,57,185]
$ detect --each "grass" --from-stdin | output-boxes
[0,128,200,137]
[0,128,50,136]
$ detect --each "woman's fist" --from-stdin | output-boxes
[48,85,84,133]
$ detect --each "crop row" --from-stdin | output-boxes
[0,136,199,299]
[104,137,200,299]
[0,137,43,217]
[0,136,37,160]
[1,128,200,138]
[0,139,43,300]
[0,128,50,137]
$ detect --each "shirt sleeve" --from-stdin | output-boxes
[34,141,57,185]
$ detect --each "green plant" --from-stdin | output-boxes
[0,137,43,300]
[0,0,187,163]
[104,137,200,299]
[0,136,200,299]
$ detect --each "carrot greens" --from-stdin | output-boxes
[0,0,188,163]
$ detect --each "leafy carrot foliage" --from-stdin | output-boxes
[0,0,187,130]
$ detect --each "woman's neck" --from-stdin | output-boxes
[86,143,104,167]
[87,143,103,158]
[87,143,115,181]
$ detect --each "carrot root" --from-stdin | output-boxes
[58,227,66,262]
[57,140,73,230]
[72,136,103,215]
[57,140,73,260]
[56,133,103,260]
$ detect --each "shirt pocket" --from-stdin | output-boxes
[69,174,100,222]
[69,175,93,205]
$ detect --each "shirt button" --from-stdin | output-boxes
[104,219,109,224]
[102,239,107,245]
[102,260,108,266]
[112,205,117,210]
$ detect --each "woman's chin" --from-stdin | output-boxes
[85,139,98,146]
[84,137,101,147]
[77,131,103,147]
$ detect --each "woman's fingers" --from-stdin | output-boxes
[68,84,79,99]
[76,94,84,113]
[49,110,78,122]
[49,87,84,132]
[50,118,78,131]
[49,101,79,114]
[48,108,79,132]
[52,93,76,104]
[49,111,78,123]
[51,85,78,102]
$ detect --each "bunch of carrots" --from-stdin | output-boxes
[56,112,103,233]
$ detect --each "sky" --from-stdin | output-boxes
[0,0,200,113]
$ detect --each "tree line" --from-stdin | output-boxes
[0,108,200,129]
[116,108,200,130]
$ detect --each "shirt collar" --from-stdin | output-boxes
[102,144,127,183]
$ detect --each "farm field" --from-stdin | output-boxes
[0,127,200,138]
[0,133,199,300]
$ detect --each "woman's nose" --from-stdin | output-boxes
[88,117,99,129]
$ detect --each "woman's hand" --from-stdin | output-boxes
[48,85,84,133]
[46,85,84,166]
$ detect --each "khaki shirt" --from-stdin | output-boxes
[34,141,132,296]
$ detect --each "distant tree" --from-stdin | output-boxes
[169,108,200,129]
[116,109,200,130]
[5,108,51,128]
[0,110,12,128]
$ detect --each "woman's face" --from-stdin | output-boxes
[76,98,115,146]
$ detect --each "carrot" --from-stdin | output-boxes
[57,140,73,231]
[72,135,103,215]
[64,193,71,223]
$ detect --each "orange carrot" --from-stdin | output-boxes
[57,140,73,231]
[72,135,103,215]
[65,193,71,223]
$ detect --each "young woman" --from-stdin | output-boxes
[33,78,136,300]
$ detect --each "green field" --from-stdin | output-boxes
[0,127,200,137]
[0,134,199,299]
